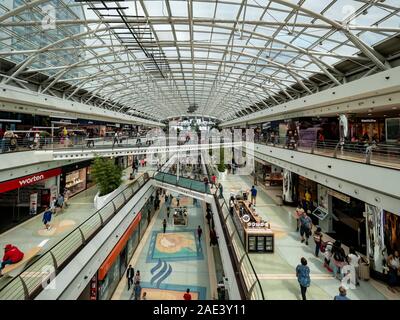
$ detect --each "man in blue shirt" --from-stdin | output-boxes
[42,207,53,230]
[334,286,350,300]
[250,186,257,205]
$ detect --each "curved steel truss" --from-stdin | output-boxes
[0,0,399,122]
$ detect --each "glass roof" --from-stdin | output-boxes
[0,0,399,122]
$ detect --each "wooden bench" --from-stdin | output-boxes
[1,247,41,278]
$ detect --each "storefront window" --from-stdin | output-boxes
[140,210,149,238]
[66,168,87,196]
[127,228,139,260]
[98,255,120,300]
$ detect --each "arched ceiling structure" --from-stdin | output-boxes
[0,0,399,122]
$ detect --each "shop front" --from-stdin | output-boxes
[0,168,61,232]
[60,160,93,197]
[97,212,142,300]
[115,156,130,170]
[95,193,156,300]
[349,117,386,142]
[311,184,367,254]
[254,159,283,187]
[331,192,366,254]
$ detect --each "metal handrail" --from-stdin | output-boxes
[204,163,265,300]
[0,173,150,300]
[153,171,211,194]
[0,135,150,154]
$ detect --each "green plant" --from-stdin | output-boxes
[91,157,123,196]
[218,147,226,172]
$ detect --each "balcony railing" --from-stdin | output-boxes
[254,136,400,170]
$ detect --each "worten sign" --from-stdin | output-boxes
[0,168,61,193]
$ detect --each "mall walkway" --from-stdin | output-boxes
[111,195,217,300]
[219,173,400,300]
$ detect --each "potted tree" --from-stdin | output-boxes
[92,157,123,209]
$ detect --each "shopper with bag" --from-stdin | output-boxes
[331,240,347,280]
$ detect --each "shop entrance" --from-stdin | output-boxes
[332,196,367,254]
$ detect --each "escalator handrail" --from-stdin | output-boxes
[0,173,150,299]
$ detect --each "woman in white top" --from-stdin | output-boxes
[387,251,399,292]
[347,247,360,286]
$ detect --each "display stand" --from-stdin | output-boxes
[173,207,188,226]
[233,200,274,253]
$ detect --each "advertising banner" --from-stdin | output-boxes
[29,193,38,215]
[0,168,62,193]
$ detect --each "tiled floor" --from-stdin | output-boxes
[111,195,217,300]
[219,173,399,300]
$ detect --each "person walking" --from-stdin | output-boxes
[197,226,203,243]
[331,240,347,280]
[210,229,218,246]
[229,196,235,216]
[299,212,312,245]
[134,270,141,284]
[304,189,312,213]
[42,206,53,230]
[126,265,134,291]
[205,209,212,226]
[347,247,360,286]
[296,257,311,301]
[323,241,334,273]
[63,188,70,208]
[250,186,257,205]
[55,193,64,213]
[203,176,209,192]
[218,183,224,199]
[211,174,217,188]
[162,219,167,233]
[113,131,119,147]
[294,204,305,232]
[334,286,350,300]
[313,227,323,257]
[133,281,142,300]
[183,288,192,300]
[142,292,147,300]
[166,206,170,219]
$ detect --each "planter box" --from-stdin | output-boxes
[94,184,126,210]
